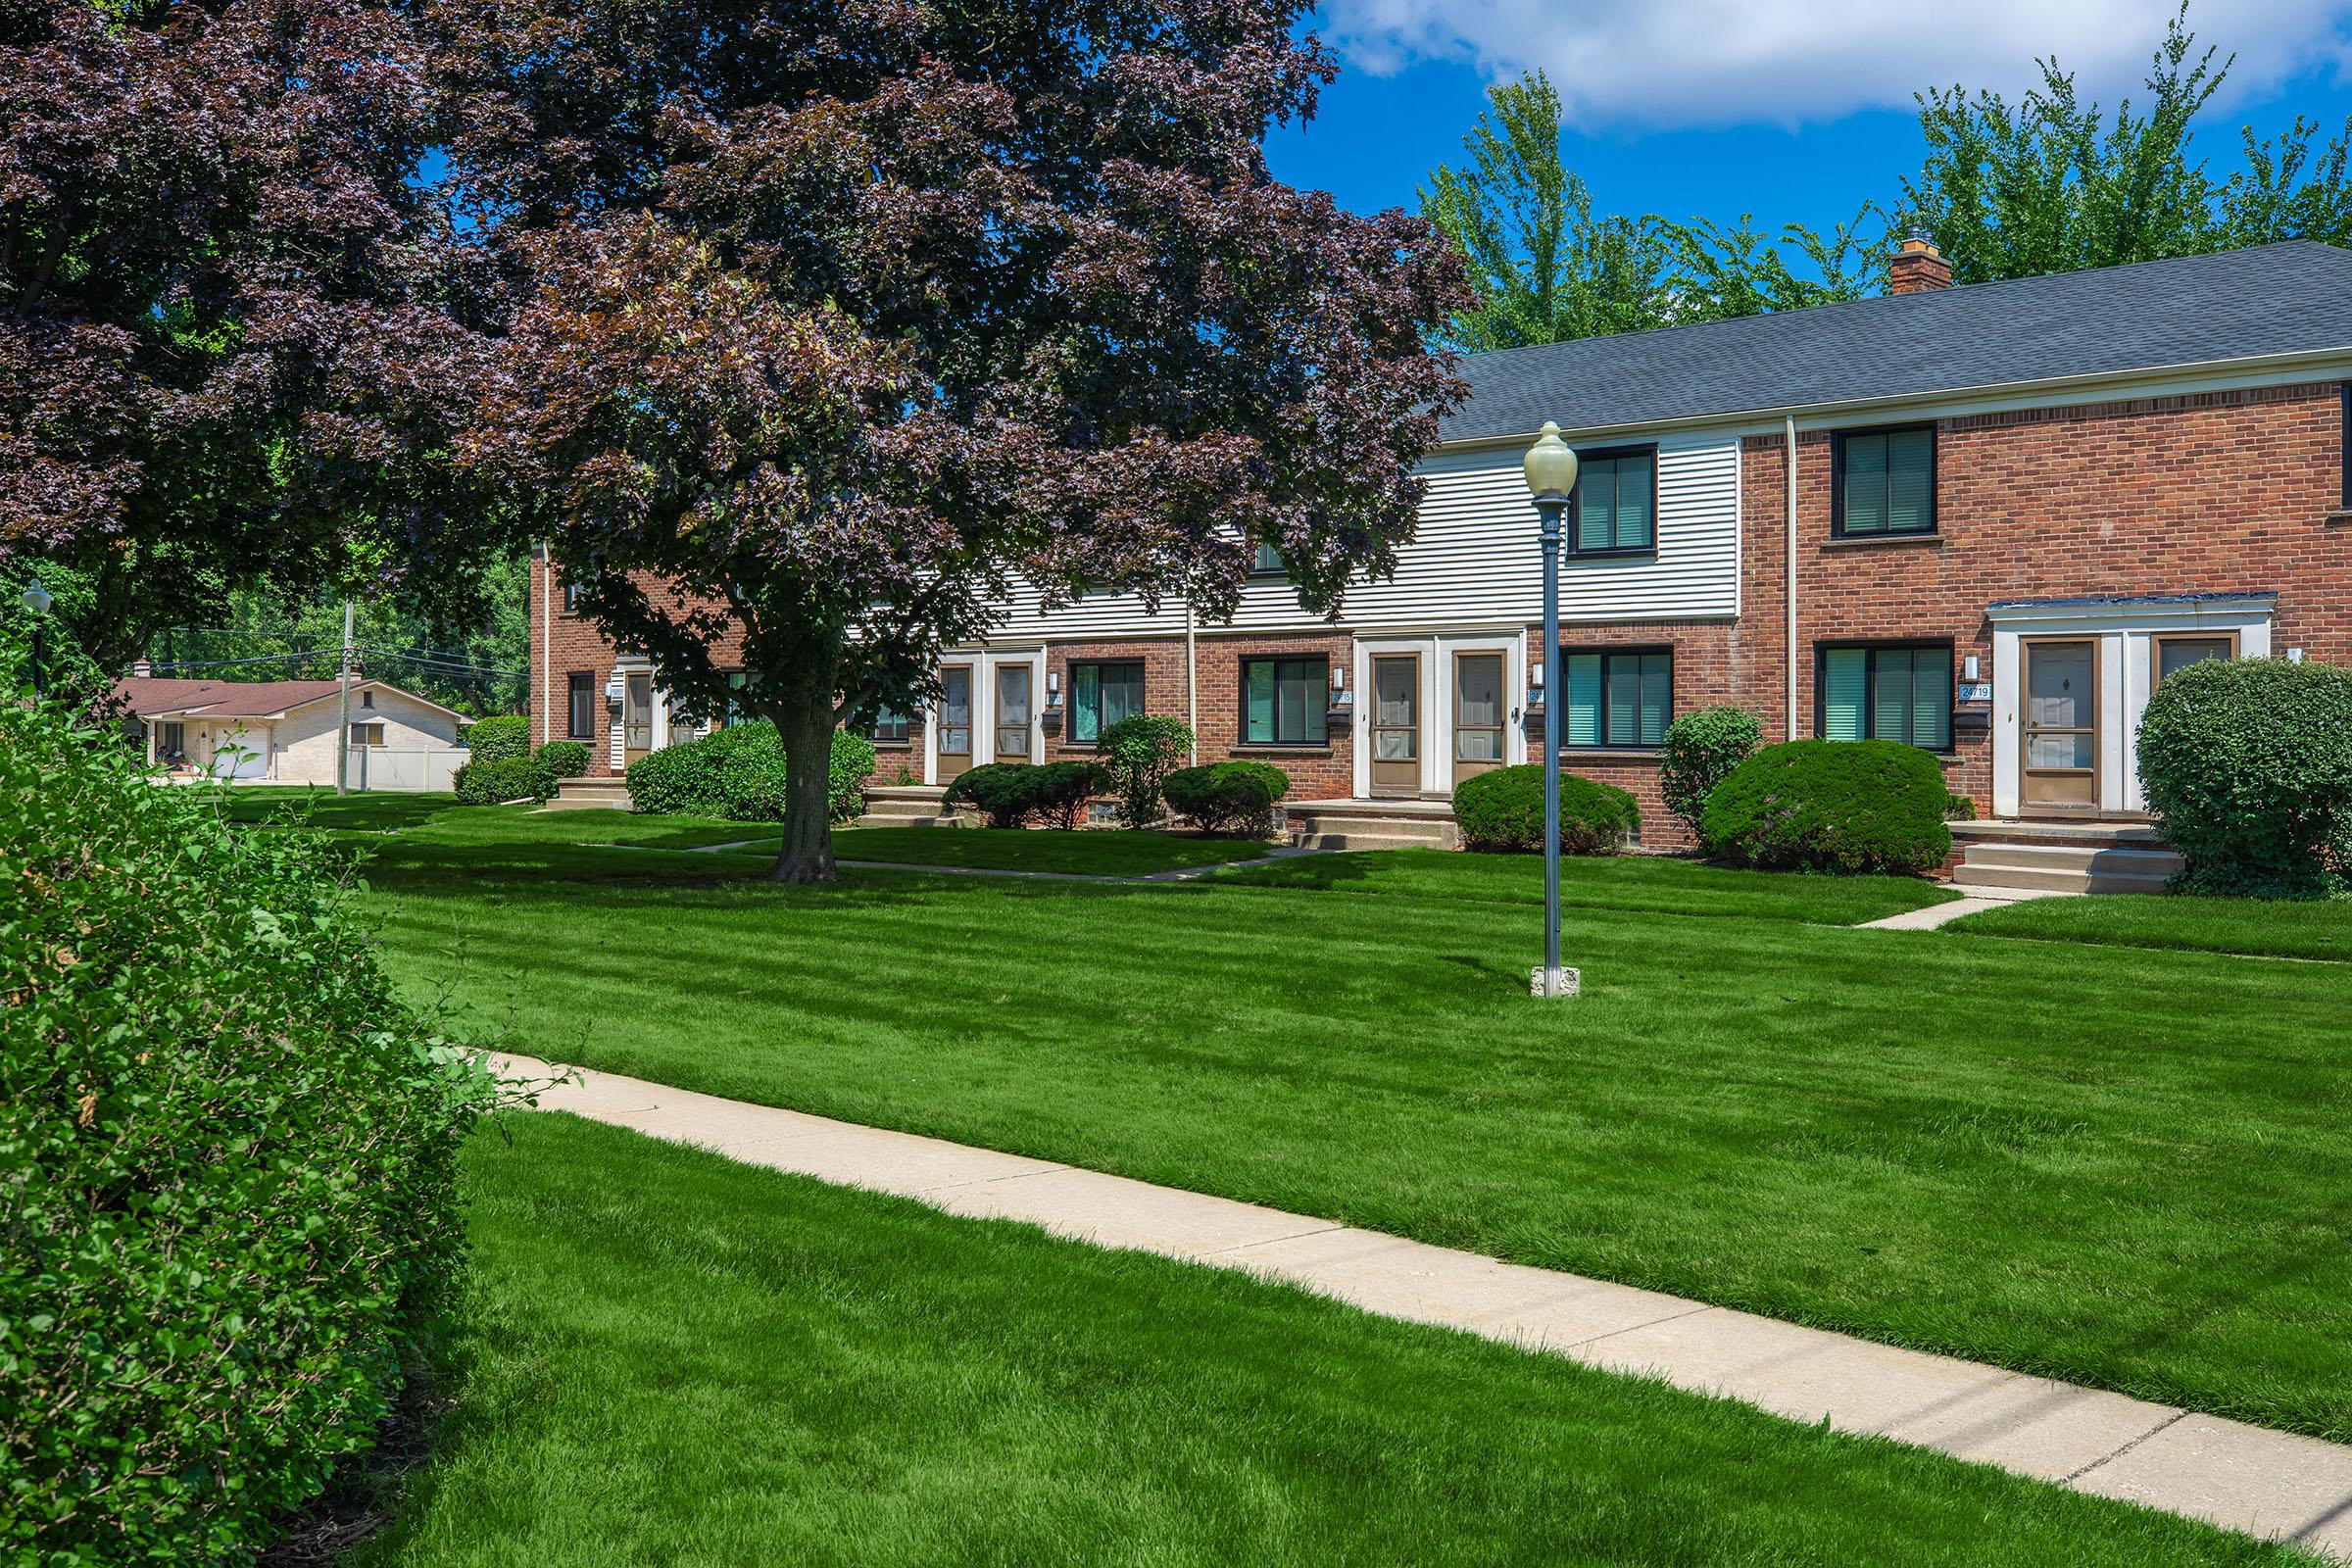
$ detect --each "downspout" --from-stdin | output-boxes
[1184,596,1200,766]
[1784,416,1799,742]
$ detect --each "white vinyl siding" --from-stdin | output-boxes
[973,434,1740,641]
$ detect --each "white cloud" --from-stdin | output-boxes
[1318,0,2352,127]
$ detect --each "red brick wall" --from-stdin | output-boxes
[1740,382,2352,814]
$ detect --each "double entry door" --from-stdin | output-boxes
[935,659,1035,784]
[1366,649,1509,797]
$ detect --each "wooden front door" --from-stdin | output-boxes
[1369,654,1420,797]
[2021,639,2097,812]
[937,664,974,783]
[1452,652,1505,788]
[994,663,1033,764]
[622,673,654,765]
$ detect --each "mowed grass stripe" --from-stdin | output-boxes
[358,826,2352,1440]
[352,1113,2308,1568]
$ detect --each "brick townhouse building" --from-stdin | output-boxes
[531,238,2352,845]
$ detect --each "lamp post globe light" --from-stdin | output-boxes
[1521,423,1580,1000]
[20,578,52,701]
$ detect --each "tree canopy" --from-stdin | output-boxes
[0,0,502,670]
[443,0,1468,879]
[1426,6,2352,350]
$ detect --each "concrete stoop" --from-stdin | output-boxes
[546,775,633,811]
[857,784,971,830]
[1948,821,2182,898]
[1285,798,1461,852]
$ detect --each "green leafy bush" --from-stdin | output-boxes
[451,755,544,805]
[1450,764,1639,855]
[532,740,592,797]
[1028,760,1112,830]
[2138,657,2352,898]
[1658,707,1761,836]
[459,713,529,761]
[1,700,499,1565]
[624,723,871,822]
[1162,761,1290,837]
[944,762,1041,828]
[1096,714,1193,826]
[1700,739,1951,874]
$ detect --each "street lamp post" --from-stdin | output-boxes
[1522,423,1580,1000]
[20,578,52,701]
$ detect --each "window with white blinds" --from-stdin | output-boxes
[1818,644,1952,749]
[1562,650,1671,748]
[1835,426,1936,536]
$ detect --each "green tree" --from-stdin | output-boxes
[1900,4,2352,282]
[1421,72,1873,350]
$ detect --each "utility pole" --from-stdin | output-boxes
[335,600,355,795]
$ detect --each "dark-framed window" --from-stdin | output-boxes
[1250,541,1286,577]
[1561,649,1671,749]
[155,720,184,760]
[719,670,757,725]
[1816,641,1953,750]
[868,704,911,745]
[1068,660,1145,744]
[1832,425,1936,537]
[1569,445,1657,557]
[566,671,597,739]
[347,722,385,747]
[1241,656,1328,745]
[2339,382,2350,509]
[562,580,584,615]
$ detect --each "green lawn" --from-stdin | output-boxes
[834,825,1282,875]
[1952,892,2352,963]
[352,1113,2302,1568]
[357,820,2352,1441]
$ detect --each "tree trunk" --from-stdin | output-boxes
[768,683,840,883]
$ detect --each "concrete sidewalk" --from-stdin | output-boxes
[495,1053,2352,1560]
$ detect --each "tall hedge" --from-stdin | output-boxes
[624,721,875,822]
[1700,739,1950,874]
[2138,657,2352,898]
[458,713,529,761]
[1,700,500,1565]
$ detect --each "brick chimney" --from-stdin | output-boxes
[1888,231,1953,294]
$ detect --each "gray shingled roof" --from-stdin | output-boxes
[1440,240,2352,445]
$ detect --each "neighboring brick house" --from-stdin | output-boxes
[530,239,2352,841]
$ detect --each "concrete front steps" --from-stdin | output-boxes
[1948,820,2183,898]
[857,784,969,829]
[546,775,633,811]
[1285,797,1460,852]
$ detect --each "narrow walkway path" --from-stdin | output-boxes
[1856,891,2047,930]
[494,1053,2352,1560]
[600,840,1332,882]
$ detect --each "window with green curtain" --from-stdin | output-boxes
[1817,644,1951,749]
[1563,650,1670,747]
[1837,427,1936,536]
[1241,657,1326,745]
[1570,448,1656,554]
[1069,661,1144,744]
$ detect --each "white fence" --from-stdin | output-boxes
[345,747,469,792]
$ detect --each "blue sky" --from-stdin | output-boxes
[1267,3,2352,241]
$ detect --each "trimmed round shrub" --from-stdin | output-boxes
[451,754,544,805]
[623,723,871,823]
[1658,706,1762,837]
[944,762,1041,828]
[1162,761,1290,838]
[2137,657,2352,898]
[1028,760,1112,830]
[459,713,529,761]
[2,700,499,1565]
[1699,739,1951,874]
[1096,714,1193,826]
[1450,763,1639,855]
[534,739,592,786]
